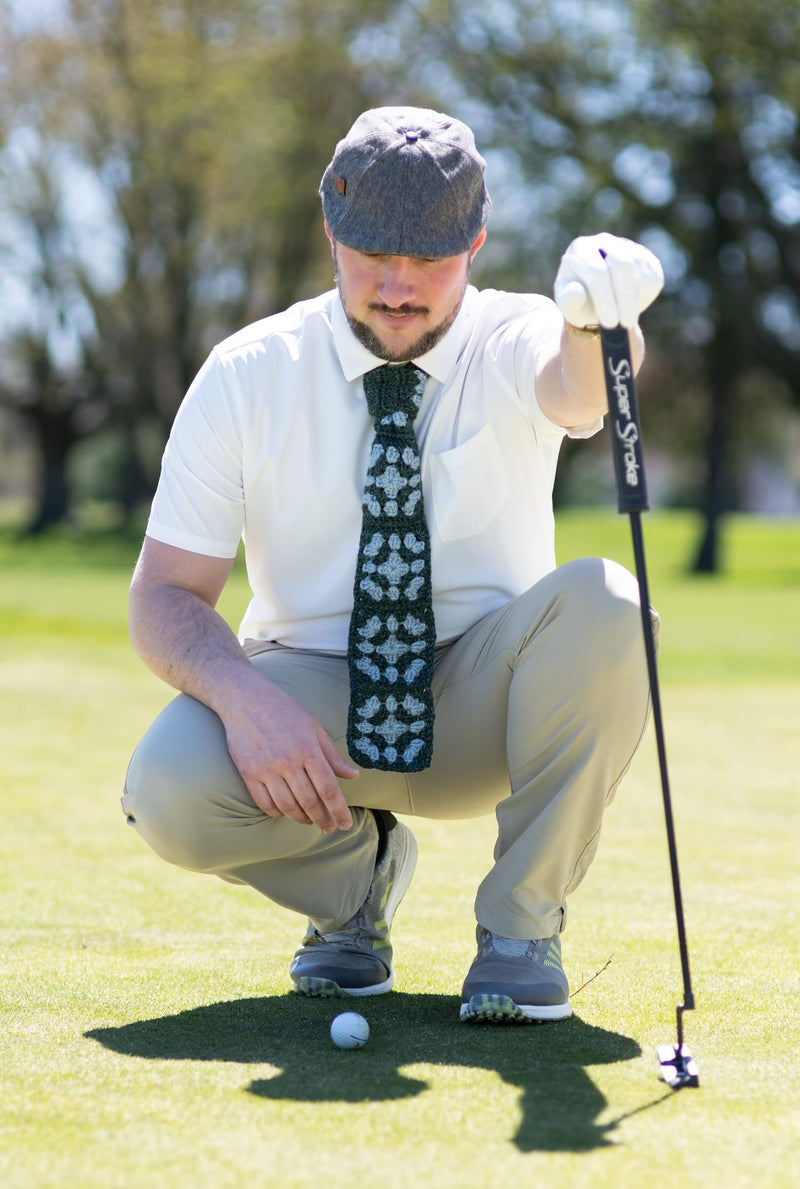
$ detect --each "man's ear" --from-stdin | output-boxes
[324,220,335,256]
[470,227,487,260]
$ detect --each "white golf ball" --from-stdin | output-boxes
[330,1011,369,1049]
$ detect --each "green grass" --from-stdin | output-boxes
[1,512,798,1188]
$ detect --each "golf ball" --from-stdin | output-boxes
[330,1011,369,1049]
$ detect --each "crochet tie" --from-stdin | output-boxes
[347,363,435,772]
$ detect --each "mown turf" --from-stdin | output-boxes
[0,512,797,1188]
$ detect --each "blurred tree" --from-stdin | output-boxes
[5,0,800,564]
[628,0,800,570]
[0,0,399,531]
[0,132,110,532]
[399,0,800,570]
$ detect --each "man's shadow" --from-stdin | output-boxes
[86,993,666,1152]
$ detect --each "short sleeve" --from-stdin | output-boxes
[492,296,604,441]
[146,350,245,558]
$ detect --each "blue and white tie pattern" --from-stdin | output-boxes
[347,363,435,772]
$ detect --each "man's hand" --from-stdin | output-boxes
[554,232,664,329]
[222,674,359,834]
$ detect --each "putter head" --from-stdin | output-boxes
[658,1042,700,1089]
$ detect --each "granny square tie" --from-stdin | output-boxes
[347,363,436,772]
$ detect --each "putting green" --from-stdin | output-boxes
[1,513,797,1188]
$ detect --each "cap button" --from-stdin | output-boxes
[405,131,419,143]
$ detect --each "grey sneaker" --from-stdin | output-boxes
[289,811,418,997]
[460,926,572,1023]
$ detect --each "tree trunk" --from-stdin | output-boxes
[691,338,737,574]
[117,424,155,519]
[24,409,76,535]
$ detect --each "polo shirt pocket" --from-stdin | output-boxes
[429,424,510,541]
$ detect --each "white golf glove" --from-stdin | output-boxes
[554,232,664,329]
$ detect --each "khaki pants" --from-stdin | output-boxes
[122,558,654,940]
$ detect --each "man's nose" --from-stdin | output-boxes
[376,258,419,308]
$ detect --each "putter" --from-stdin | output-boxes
[599,323,700,1090]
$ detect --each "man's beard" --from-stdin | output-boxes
[335,254,471,362]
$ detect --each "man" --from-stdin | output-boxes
[123,107,663,1023]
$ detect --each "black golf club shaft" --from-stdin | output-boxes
[629,510,694,1042]
[598,325,695,1047]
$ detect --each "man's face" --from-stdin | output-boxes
[330,228,485,362]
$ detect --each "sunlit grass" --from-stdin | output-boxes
[1,513,798,1188]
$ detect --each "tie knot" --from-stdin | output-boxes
[363,363,426,423]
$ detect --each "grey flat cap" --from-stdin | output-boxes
[320,106,491,258]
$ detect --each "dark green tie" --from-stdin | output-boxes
[347,363,435,772]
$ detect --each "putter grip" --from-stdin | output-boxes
[600,326,650,513]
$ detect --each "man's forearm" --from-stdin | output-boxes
[129,584,264,717]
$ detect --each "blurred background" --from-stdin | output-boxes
[1,0,800,572]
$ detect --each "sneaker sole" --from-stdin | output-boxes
[460,993,573,1023]
[293,973,394,998]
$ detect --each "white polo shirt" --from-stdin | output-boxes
[146,285,601,650]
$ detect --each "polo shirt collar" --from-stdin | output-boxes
[332,286,479,385]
